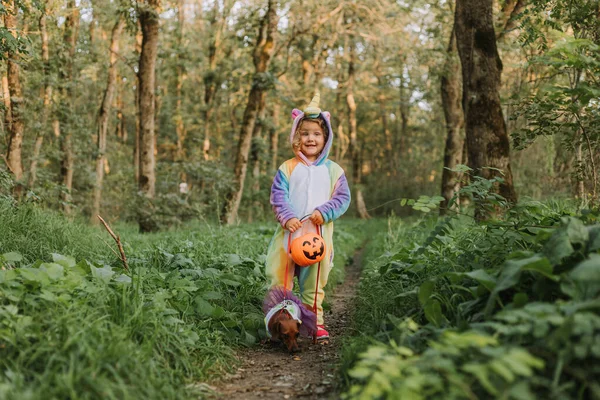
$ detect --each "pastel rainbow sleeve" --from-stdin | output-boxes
[316,173,351,223]
[270,167,297,227]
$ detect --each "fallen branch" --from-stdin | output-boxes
[97,215,129,272]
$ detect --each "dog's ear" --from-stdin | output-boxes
[271,320,281,338]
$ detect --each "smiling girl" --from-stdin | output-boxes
[265,92,351,340]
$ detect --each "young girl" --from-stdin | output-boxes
[265,93,351,340]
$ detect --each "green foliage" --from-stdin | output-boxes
[342,195,600,399]
[0,201,364,398]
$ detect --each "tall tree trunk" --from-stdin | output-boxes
[203,1,227,161]
[373,54,393,166]
[29,9,53,189]
[346,41,370,219]
[137,0,160,232]
[455,0,517,220]
[222,0,277,225]
[134,24,143,182]
[58,0,79,214]
[2,73,10,134]
[440,26,465,215]
[115,79,126,142]
[3,0,25,198]
[175,0,186,160]
[91,17,124,224]
[269,103,280,172]
[251,98,267,204]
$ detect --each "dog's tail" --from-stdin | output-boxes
[263,286,317,337]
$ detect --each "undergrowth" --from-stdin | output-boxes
[341,197,600,399]
[0,197,363,399]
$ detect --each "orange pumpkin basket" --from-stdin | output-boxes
[288,217,326,267]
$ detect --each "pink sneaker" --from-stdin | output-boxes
[316,325,329,340]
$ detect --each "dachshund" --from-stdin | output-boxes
[268,308,300,353]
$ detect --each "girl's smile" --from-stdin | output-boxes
[299,120,325,162]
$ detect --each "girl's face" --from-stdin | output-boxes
[298,120,325,162]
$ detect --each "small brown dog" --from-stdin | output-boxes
[268,309,300,353]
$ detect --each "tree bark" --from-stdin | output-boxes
[58,0,79,214]
[134,23,142,182]
[347,41,370,219]
[202,1,228,161]
[455,0,517,220]
[3,0,25,198]
[373,54,393,166]
[496,0,527,40]
[269,103,280,173]
[91,17,124,224]
[28,9,53,190]
[222,0,277,225]
[175,0,186,160]
[137,0,161,232]
[439,27,465,215]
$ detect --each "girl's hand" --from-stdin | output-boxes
[309,210,324,225]
[285,218,302,232]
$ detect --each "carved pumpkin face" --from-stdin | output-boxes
[290,233,326,267]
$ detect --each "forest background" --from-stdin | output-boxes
[1,0,599,229]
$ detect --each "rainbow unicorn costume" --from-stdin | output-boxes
[265,93,351,326]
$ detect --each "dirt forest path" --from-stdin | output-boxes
[212,250,363,399]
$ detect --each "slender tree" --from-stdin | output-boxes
[346,39,370,219]
[222,0,277,225]
[137,0,161,232]
[174,0,186,160]
[3,0,25,197]
[28,7,52,189]
[455,0,517,220]
[58,0,79,214]
[91,17,125,224]
[439,25,465,214]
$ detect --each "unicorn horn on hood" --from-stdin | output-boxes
[304,91,321,118]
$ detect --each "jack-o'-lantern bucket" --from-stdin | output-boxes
[289,219,326,267]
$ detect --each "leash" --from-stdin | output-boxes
[282,215,322,343]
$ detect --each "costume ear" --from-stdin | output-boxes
[291,108,303,120]
[322,111,331,121]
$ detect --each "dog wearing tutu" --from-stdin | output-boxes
[263,286,317,353]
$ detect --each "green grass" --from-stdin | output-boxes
[339,203,600,399]
[0,198,366,399]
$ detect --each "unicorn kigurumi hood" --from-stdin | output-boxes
[290,91,334,166]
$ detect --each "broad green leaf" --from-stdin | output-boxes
[2,252,22,262]
[424,299,444,327]
[0,269,17,283]
[464,269,497,291]
[418,281,434,305]
[40,263,64,281]
[570,254,600,282]
[543,228,574,265]
[114,274,132,284]
[463,363,498,395]
[202,291,223,300]
[222,279,241,287]
[587,225,600,252]
[566,217,588,247]
[244,331,257,345]
[512,292,529,308]
[52,253,76,268]
[19,268,50,286]
[226,254,242,266]
[195,298,214,316]
[90,265,115,283]
[3,305,18,315]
